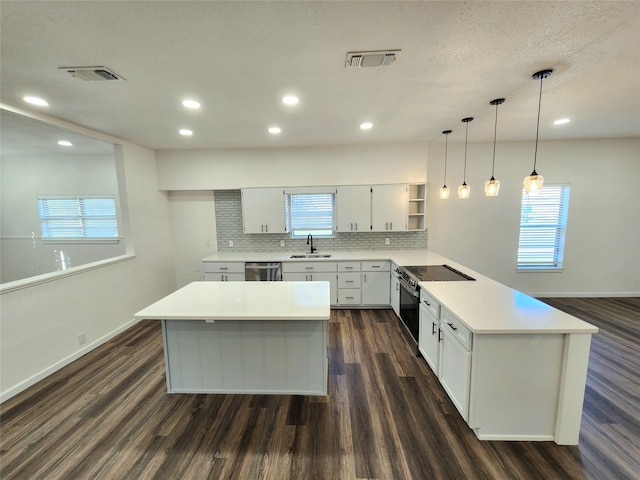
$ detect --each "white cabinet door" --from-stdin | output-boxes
[418,303,440,374]
[439,328,472,421]
[203,272,245,282]
[390,272,400,316]
[335,186,371,232]
[362,270,390,305]
[283,272,337,305]
[241,188,288,234]
[371,184,407,232]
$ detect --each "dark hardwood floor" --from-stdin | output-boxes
[1,297,639,479]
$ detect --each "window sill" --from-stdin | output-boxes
[0,254,136,294]
[517,267,564,273]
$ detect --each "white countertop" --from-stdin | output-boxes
[201,249,597,335]
[135,281,330,321]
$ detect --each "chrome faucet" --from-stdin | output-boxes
[307,234,316,253]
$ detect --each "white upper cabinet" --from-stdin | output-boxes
[371,184,408,232]
[241,188,288,234]
[335,186,371,232]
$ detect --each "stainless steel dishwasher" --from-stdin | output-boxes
[244,262,282,281]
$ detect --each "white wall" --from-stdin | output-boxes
[426,137,640,296]
[156,141,428,190]
[0,142,176,401]
[168,191,217,288]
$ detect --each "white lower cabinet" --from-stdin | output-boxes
[439,320,472,421]
[203,262,245,282]
[361,261,390,305]
[282,262,338,305]
[418,291,441,373]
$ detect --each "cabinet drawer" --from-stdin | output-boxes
[338,272,361,288]
[338,290,362,305]
[338,262,361,272]
[441,308,472,350]
[282,261,337,273]
[202,262,244,274]
[420,290,440,319]
[361,260,390,272]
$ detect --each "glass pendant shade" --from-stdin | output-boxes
[458,182,470,199]
[485,177,500,196]
[524,171,544,195]
[440,185,450,199]
[440,129,452,200]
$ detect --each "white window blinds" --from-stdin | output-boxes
[288,193,335,237]
[517,185,570,269]
[38,196,119,240]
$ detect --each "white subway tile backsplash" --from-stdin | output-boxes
[214,190,427,252]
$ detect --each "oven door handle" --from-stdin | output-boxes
[399,277,420,297]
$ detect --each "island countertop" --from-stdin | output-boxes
[134,281,331,321]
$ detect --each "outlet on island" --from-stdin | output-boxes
[385,238,390,245]
[228,240,234,247]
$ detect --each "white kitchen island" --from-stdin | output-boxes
[134,281,330,395]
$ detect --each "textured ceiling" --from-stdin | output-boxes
[1,1,639,150]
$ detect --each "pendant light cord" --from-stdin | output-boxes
[491,103,498,177]
[463,121,469,182]
[443,133,448,185]
[533,75,544,172]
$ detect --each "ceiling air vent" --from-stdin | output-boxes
[59,66,125,81]
[346,50,400,68]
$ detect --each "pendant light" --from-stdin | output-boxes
[485,98,505,197]
[458,117,473,199]
[439,130,452,199]
[524,69,553,195]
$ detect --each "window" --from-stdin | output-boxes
[517,185,570,270]
[38,196,119,240]
[288,193,335,238]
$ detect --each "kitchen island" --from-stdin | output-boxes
[134,281,330,395]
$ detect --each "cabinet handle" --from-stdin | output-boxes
[364,274,367,282]
[396,283,399,291]
[345,280,354,283]
[390,222,393,230]
[432,322,437,335]
[265,225,269,232]
[346,296,354,299]
[219,267,228,270]
[438,329,443,342]
[309,274,313,281]
[345,266,354,270]
[447,322,458,331]
[305,267,314,270]
[371,265,381,268]
[355,223,358,231]
[423,299,431,306]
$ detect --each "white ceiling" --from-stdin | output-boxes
[1,1,639,150]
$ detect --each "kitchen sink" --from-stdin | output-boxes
[290,254,332,259]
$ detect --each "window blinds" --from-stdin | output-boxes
[288,193,335,237]
[38,196,119,239]
[517,185,569,269]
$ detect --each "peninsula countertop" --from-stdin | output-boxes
[134,281,331,321]
[201,249,597,334]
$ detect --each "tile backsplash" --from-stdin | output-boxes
[215,190,427,252]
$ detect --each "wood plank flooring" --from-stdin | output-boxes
[1,297,639,479]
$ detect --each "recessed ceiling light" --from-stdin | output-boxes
[268,126,282,134]
[179,129,193,136]
[182,99,201,109]
[282,95,299,105]
[58,140,73,147]
[360,122,373,130]
[553,118,570,125]
[23,95,48,106]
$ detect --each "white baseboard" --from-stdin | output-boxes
[0,318,139,404]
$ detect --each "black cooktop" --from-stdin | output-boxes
[403,264,476,282]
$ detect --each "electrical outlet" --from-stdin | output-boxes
[280,240,285,247]
[78,332,86,345]
[385,238,390,245]
[229,240,234,247]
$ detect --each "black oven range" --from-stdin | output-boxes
[396,264,475,354]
